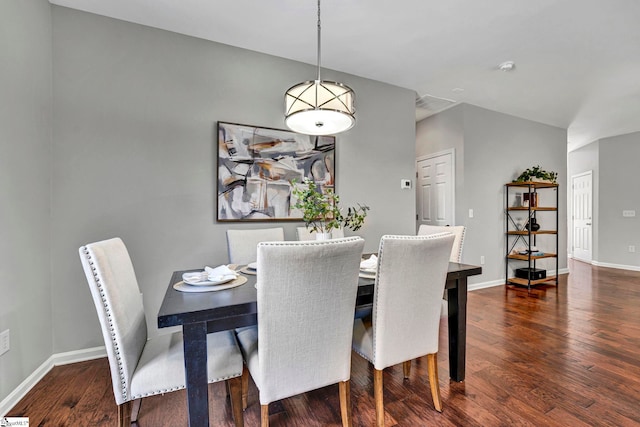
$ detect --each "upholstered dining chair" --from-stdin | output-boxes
[352,234,454,426]
[296,226,345,241]
[79,238,244,427]
[226,227,285,265]
[235,237,365,427]
[417,224,466,318]
[417,224,466,263]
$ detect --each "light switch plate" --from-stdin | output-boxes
[623,210,636,217]
[400,179,412,189]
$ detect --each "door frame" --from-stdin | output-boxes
[416,148,456,227]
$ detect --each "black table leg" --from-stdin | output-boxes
[447,277,468,382]
[183,322,209,427]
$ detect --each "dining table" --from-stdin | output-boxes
[157,261,482,427]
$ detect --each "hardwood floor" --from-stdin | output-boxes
[8,260,640,426]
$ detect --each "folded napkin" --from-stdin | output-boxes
[204,265,238,282]
[360,254,378,270]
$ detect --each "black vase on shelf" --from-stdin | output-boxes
[525,217,540,232]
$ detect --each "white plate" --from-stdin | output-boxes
[359,271,376,279]
[182,273,236,286]
[360,267,377,273]
[247,262,257,270]
[238,266,257,276]
[174,276,248,292]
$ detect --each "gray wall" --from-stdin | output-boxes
[50,6,416,353]
[415,105,465,225]
[0,0,53,402]
[567,141,599,260]
[417,104,568,285]
[598,133,640,267]
[568,134,640,268]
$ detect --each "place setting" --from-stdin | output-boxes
[238,262,257,275]
[359,254,378,279]
[173,264,248,292]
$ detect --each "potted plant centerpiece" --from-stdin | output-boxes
[292,178,369,239]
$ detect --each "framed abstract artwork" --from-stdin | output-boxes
[216,121,336,222]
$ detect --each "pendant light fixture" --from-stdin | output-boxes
[284,0,355,135]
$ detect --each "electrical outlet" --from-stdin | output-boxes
[629,246,636,253]
[480,256,485,265]
[0,329,9,356]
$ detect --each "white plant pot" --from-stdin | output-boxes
[315,232,332,240]
[531,177,553,183]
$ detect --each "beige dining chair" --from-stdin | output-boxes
[417,224,466,263]
[226,227,285,265]
[417,224,466,317]
[79,238,244,427]
[235,237,365,427]
[296,226,345,240]
[352,234,454,426]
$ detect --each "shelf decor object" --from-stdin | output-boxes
[284,0,355,136]
[505,181,559,289]
[513,165,558,183]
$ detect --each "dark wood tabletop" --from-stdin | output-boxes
[158,262,481,328]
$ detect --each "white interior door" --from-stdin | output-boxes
[572,171,593,262]
[416,150,454,228]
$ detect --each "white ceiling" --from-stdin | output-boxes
[50,0,640,151]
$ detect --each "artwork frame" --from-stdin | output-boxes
[216,121,336,222]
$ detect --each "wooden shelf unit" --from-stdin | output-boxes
[508,206,557,212]
[507,253,557,261]
[507,230,557,235]
[507,276,558,287]
[505,181,559,290]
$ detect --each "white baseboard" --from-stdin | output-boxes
[0,346,106,417]
[469,278,504,291]
[592,261,640,272]
[567,257,640,272]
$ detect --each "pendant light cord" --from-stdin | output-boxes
[316,0,321,81]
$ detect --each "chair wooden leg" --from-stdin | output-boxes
[374,368,385,427]
[261,404,270,427]
[403,360,411,378]
[130,398,142,423]
[117,401,132,427]
[427,353,442,412]
[241,364,249,410]
[228,376,245,427]
[339,380,353,427]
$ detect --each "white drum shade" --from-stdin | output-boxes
[285,80,355,135]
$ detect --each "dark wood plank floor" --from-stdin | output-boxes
[8,260,640,426]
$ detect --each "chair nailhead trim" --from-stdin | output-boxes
[259,236,362,247]
[81,245,129,402]
[129,373,243,400]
